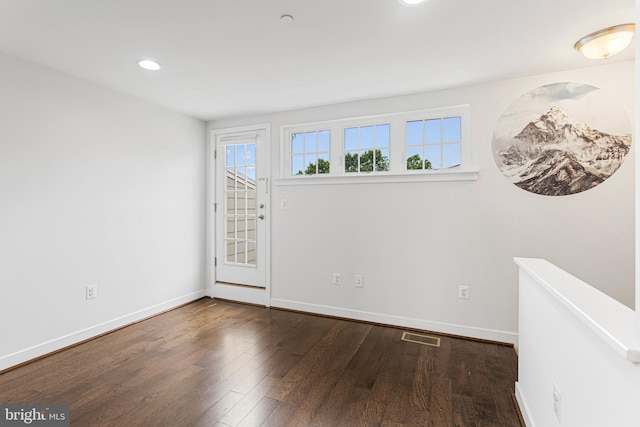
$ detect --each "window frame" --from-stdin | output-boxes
[344,123,391,174]
[278,105,476,185]
[290,130,331,176]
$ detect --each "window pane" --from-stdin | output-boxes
[237,218,246,239]
[425,119,441,144]
[317,153,330,174]
[318,131,330,152]
[406,146,423,170]
[236,168,246,184]
[292,155,304,175]
[305,132,317,153]
[304,154,318,175]
[237,241,246,264]
[246,241,256,265]
[236,144,246,166]
[226,168,235,190]
[292,133,304,154]
[226,240,235,263]
[360,126,374,149]
[247,193,256,215]
[406,121,423,146]
[360,150,374,172]
[226,218,235,238]
[345,127,358,150]
[236,192,246,214]
[424,145,442,169]
[246,167,255,181]
[226,146,235,167]
[406,157,422,170]
[443,117,461,142]
[376,124,390,148]
[226,193,235,214]
[443,143,461,168]
[247,219,256,240]
[246,143,256,167]
[406,145,422,159]
[377,149,390,171]
[345,151,359,173]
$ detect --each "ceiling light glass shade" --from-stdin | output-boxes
[280,14,294,24]
[399,0,427,5]
[138,59,161,71]
[575,24,635,59]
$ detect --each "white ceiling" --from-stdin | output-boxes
[0,0,635,121]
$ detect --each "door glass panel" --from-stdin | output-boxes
[236,144,246,166]
[237,218,246,239]
[237,241,246,264]
[247,218,256,240]
[223,142,257,266]
[226,168,236,191]
[226,218,235,238]
[226,193,235,215]
[226,240,235,263]
[247,241,256,265]
[226,146,235,167]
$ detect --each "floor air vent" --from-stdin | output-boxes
[401,332,441,347]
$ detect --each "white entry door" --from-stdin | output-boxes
[214,128,268,288]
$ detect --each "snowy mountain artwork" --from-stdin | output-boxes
[493,82,632,196]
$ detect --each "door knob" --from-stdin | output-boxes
[258,214,265,220]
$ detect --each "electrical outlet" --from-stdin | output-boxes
[355,274,364,287]
[332,273,341,285]
[458,285,469,299]
[86,284,98,300]
[553,383,561,422]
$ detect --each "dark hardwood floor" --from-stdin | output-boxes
[0,299,521,426]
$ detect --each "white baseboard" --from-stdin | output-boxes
[515,382,535,427]
[270,298,518,345]
[0,290,206,372]
[210,283,268,306]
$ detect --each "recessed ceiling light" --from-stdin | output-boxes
[138,59,161,71]
[399,0,427,5]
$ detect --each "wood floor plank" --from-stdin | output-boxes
[307,325,389,426]
[264,321,372,426]
[220,375,279,426]
[0,299,521,427]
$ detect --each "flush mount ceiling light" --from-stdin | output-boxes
[138,59,161,71]
[399,0,427,5]
[280,14,294,24]
[574,23,635,59]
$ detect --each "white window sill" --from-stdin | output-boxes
[274,170,479,186]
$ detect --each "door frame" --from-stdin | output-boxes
[207,123,271,306]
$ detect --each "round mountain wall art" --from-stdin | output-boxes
[492,82,632,196]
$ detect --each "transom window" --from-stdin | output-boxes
[406,117,461,170]
[344,124,390,173]
[291,130,330,176]
[280,105,471,182]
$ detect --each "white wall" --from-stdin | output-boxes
[210,61,635,343]
[635,0,640,343]
[516,259,640,427]
[0,52,206,370]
